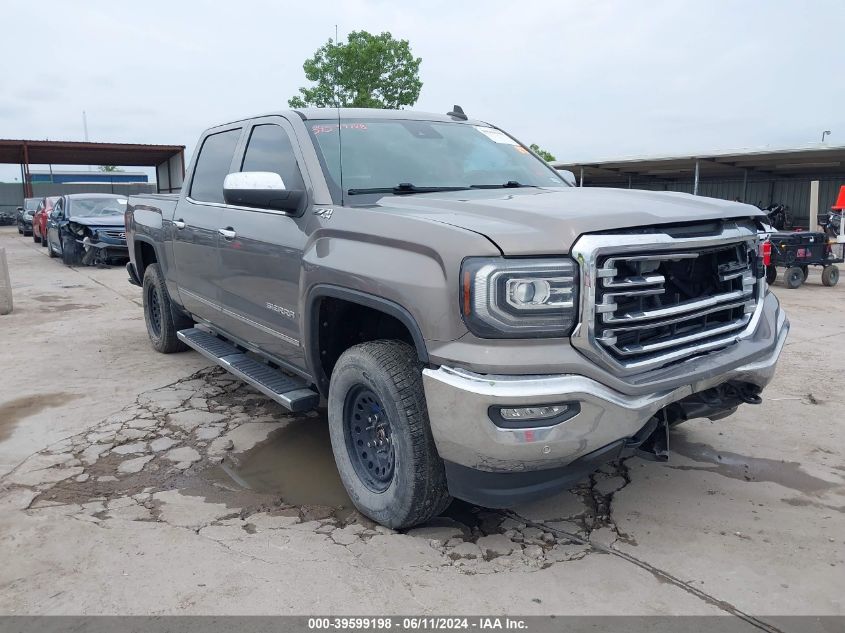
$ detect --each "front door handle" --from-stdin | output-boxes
[218,228,237,240]
[173,219,186,230]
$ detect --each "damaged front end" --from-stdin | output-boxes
[627,380,763,462]
[63,222,128,266]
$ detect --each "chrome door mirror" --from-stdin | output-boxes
[223,171,304,212]
[556,169,577,187]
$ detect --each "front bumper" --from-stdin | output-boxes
[422,295,789,505]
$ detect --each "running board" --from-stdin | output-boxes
[177,328,319,413]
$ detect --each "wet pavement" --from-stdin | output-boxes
[1,227,844,617]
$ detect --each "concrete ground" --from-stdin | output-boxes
[0,225,843,621]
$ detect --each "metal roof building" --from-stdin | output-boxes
[0,139,185,196]
[553,144,845,229]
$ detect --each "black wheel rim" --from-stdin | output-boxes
[147,285,163,338]
[343,385,395,492]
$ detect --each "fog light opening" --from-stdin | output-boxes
[489,402,580,429]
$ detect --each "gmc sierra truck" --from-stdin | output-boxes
[126,108,789,528]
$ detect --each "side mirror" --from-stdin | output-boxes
[223,172,304,212]
[556,169,577,187]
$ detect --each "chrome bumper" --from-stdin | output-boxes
[422,305,788,473]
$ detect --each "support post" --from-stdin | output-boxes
[579,167,584,188]
[22,144,33,199]
[809,180,820,231]
[0,248,12,315]
[742,169,748,202]
[628,174,632,189]
[693,159,700,196]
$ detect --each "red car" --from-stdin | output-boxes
[32,196,59,246]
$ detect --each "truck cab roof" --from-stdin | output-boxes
[207,108,488,131]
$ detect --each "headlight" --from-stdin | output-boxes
[460,257,579,338]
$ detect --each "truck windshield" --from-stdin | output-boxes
[307,119,567,202]
[68,197,127,217]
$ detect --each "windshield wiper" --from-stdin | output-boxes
[469,181,538,189]
[347,183,471,196]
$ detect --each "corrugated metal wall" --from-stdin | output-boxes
[0,182,156,214]
[602,175,845,227]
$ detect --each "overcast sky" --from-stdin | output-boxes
[1,0,843,181]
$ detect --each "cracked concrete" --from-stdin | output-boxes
[1,226,844,618]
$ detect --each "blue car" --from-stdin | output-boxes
[45,194,129,266]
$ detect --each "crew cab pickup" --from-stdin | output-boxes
[126,108,789,528]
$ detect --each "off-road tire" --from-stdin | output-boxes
[822,265,839,287]
[784,266,804,289]
[142,263,192,353]
[61,237,81,266]
[327,340,451,529]
[765,265,777,285]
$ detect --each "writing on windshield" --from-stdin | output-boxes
[307,119,566,201]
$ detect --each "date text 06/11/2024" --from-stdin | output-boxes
[307,617,528,630]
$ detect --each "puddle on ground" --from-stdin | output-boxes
[43,303,100,313]
[0,393,80,443]
[211,417,353,509]
[671,434,841,495]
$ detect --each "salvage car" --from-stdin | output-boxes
[46,194,129,266]
[126,108,789,528]
[32,196,60,245]
[17,197,40,236]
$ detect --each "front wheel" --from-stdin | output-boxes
[61,237,81,266]
[327,340,451,529]
[784,266,804,289]
[142,263,192,353]
[765,265,777,285]
[47,238,57,258]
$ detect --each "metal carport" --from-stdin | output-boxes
[553,145,845,229]
[0,139,186,198]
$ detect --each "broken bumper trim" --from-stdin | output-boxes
[422,305,788,476]
[443,440,626,508]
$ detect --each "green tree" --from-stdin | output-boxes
[288,31,422,109]
[529,144,556,162]
[99,165,121,172]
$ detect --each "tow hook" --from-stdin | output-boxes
[635,415,669,462]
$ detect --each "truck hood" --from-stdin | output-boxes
[377,187,764,255]
[67,215,125,228]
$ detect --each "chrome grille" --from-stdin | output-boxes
[571,225,764,375]
[101,230,126,240]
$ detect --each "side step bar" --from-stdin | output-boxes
[177,327,320,413]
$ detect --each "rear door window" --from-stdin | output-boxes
[240,124,305,192]
[190,128,241,204]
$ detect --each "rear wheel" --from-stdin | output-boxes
[784,266,804,289]
[327,340,451,529]
[800,265,809,281]
[765,265,777,285]
[822,265,839,287]
[32,232,40,243]
[143,263,192,353]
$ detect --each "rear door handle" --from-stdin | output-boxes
[218,228,237,240]
[173,219,186,229]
